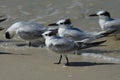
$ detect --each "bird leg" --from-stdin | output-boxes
[65,55,70,65]
[54,55,62,64]
[28,41,32,47]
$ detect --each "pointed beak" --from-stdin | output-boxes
[89,13,98,17]
[0,15,7,22]
[41,33,44,37]
[0,27,4,31]
[48,23,58,26]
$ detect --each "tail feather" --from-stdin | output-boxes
[79,30,116,43]
[95,29,116,39]
[78,40,106,49]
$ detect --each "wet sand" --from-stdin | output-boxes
[0,0,120,80]
[0,46,120,80]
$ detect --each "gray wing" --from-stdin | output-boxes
[21,22,47,31]
[105,19,120,29]
[18,27,45,40]
[82,29,116,43]
[49,38,77,53]
[17,22,47,40]
[63,29,89,41]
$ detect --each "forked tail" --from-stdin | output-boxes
[77,40,106,49]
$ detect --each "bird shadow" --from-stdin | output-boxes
[0,40,45,48]
[77,49,120,54]
[16,43,45,47]
[0,51,13,55]
[65,62,118,67]
[0,40,21,43]
[16,42,46,47]
[16,43,28,47]
[0,51,31,56]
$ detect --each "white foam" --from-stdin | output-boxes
[82,53,120,63]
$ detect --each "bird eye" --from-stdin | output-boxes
[60,23,64,24]
[100,13,105,15]
[45,34,48,36]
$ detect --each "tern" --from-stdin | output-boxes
[48,18,115,43]
[89,10,120,39]
[42,30,106,65]
[5,21,48,46]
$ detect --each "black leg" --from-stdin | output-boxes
[54,55,62,64]
[28,42,31,47]
[65,55,70,65]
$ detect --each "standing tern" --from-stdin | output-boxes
[89,10,120,39]
[48,18,115,43]
[42,30,106,65]
[5,21,48,46]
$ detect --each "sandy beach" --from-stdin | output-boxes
[0,45,120,80]
[0,0,120,80]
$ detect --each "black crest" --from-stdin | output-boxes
[64,19,71,25]
[48,31,56,36]
[101,11,111,17]
[45,30,57,37]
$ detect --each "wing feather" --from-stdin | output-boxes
[48,38,77,53]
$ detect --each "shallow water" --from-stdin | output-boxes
[0,0,120,80]
[0,0,120,58]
